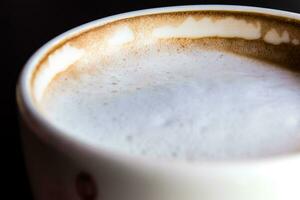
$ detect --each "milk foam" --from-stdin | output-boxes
[40,47,300,161]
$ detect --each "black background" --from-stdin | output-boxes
[3,1,300,199]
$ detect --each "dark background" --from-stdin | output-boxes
[3,0,300,199]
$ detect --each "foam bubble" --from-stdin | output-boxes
[40,45,300,161]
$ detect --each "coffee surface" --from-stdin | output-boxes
[40,44,300,161]
[35,10,300,161]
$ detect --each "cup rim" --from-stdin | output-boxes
[16,5,300,169]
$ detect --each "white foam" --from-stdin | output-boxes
[153,16,300,46]
[292,39,300,45]
[34,44,85,101]
[108,25,134,46]
[153,16,261,40]
[264,29,290,45]
[40,47,300,161]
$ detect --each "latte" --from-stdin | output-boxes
[34,11,300,161]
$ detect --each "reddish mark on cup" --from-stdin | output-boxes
[76,171,98,200]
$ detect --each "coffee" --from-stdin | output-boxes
[35,11,300,161]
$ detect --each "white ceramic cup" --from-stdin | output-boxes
[17,5,300,200]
